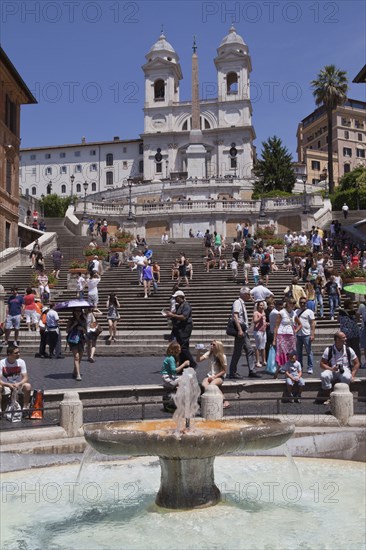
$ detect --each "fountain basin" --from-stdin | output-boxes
[84,418,295,508]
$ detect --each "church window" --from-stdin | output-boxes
[139,160,144,173]
[230,158,237,169]
[154,79,165,101]
[182,120,188,131]
[76,184,81,193]
[106,171,113,185]
[61,184,66,194]
[156,162,162,173]
[106,153,113,166]
[227,72,238,94]
[139,143,144,155]
[32,186,37,195]
[92,182,96,191]
[204,118,211,129]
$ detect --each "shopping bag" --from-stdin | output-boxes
[4,389,22,422]
[265,346,277,375]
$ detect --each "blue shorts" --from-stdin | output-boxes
[5,315,21,330]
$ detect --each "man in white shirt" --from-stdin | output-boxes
[250,280,274,303]
[298,231,308,246]
[0,344,32,409]
[228,287,259,379]
[295,298,316,374]
[320,331,359,403]
[46,303,61,358]
[342,203,349,219]
[284,230,294,249]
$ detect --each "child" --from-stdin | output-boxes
[161,342,190,389]
[276,350,305,403]
[252,261,260,285]
[230,257,238,279]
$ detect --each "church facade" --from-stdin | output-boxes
[20,26,255,199]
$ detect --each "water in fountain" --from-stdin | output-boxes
[172,367,201,430]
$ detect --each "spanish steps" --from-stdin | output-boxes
[0,218,346,356]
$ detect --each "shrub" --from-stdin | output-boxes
[84,248,108,258]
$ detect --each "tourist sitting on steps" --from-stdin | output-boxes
[320,331,360,405]
[161,342,190,389]
[0,344,32,413]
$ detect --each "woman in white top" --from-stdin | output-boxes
[273,298,302,368]
[86,272,101,306]
[196,340,230,408]
[86,306,102,362]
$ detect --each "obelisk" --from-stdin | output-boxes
[186,36,207,179]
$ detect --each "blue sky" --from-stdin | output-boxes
[1,0,365,158]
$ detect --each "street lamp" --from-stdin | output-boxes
[302,174,309,214]
[41,193,45,217]
[127,178,134,220]
[70,174,75,202]
[83,180,89,219]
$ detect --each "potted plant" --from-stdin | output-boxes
[31,272,58,288]
[287,245,309,258]
[341,268,366,283]
[255,225,276,239]
[264,237,284,248]
[84,248,108,261]
[69,259,88,273]
[114,229,134,243]
[109,241,128,252]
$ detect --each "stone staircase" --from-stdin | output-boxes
[0,218,345,356]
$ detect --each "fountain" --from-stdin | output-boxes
[84,369,295,509]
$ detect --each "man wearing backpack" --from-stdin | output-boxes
[320,331,360,404]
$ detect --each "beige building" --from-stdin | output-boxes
[0,47,36,250]
[297,98,366,185]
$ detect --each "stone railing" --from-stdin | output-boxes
[76,196,322,217]
[0,232,58,276]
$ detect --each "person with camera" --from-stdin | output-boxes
[320,331,360,405]
[228,287,259,379]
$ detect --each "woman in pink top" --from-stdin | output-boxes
[253,301,268,368]
[24,287,38,331]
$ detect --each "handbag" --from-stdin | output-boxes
[265,346,277,375]
[4,389,22,422]
[67,328,80,344]
[226,316,247,337]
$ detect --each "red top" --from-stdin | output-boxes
[24,293,37,310]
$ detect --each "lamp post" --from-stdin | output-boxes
[70,174,75,202]
[41,193,45,217]
[302,174,308,214]
[83,181,89,219]
[127,178,134,220]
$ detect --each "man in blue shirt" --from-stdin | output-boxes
[3,287,24,347]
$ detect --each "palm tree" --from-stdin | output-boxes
[311,65,348,195]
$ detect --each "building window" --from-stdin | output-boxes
[139,143,144,155]
[60,152,66,158]
[5,95,17,133]
[106,153,113,166]
[356,149,365,158]
[6,160,12,193]
[30,154,36,160]
[91,182,96,191]
[60,166,67,174]
[75,151,80,157]
[106,171,113,185]
[227,72,238,94]
[123,147,127,153]
[204,118,211,129]
[90,150,96,156]
[358,133,363,141]
[312,178,320,185]
[139,160,144,173]
[154,79,165,100]
[5,222,11,248]
[45,153,51,159]
[45,167,52,175]
[311,160,321,170]
[344,130,349,139]
[76,183,81,193]
[317,141,321,149]
[355,120,364,129]
[32,186,37,195]
[75,165,82,172]
[344,163,351,174]
[230,158,237,169]
[61,184,66,193]
[156,162,162,173]
[31,168,36,175]
[90,164,97,172]
[343,147,352,157]
[342,118,351,127]
[182,120,188,131]
[123,161,128,169]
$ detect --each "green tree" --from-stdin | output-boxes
[40,194,73,217]
[311,65,348,195]
[339,166,366,191]
[252,136,296,195]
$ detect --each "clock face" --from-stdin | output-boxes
[152,115,166,130]
[224,108,240,125]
